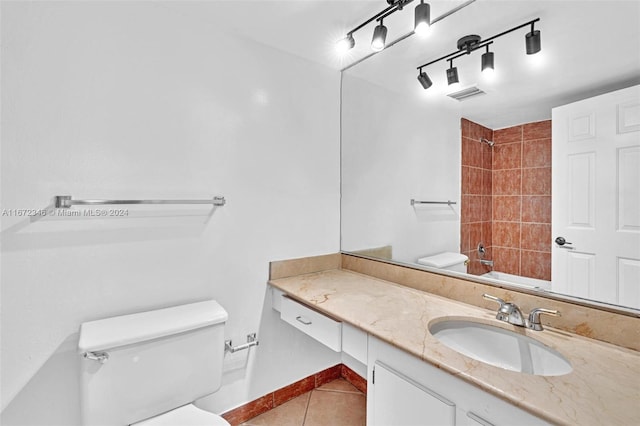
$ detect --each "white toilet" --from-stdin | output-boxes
[78,300,231,426]
[417,252,469,273]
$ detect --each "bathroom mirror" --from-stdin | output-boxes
[340,0,640,312]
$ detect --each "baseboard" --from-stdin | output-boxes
[221,363,366,425]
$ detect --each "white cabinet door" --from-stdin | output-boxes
[552,85,640,308]
[372,361,456,426]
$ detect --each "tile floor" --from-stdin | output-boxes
[240,378,366,426]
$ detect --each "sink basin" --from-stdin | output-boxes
[429,319,572,376]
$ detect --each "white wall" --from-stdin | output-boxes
[1,2,340,424]
[341,74,461,264]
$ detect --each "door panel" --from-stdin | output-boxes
[567,152,595,228]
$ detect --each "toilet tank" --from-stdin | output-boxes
[78,300,228,426]
[417,252,469,273]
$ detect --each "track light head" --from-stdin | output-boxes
[481,50,494,74]
[414,1,431,37]
[336,33,355,53]
[446,61,459,86]
[526,23,541,54]
[417,70,433,89]
[371,21,388,52]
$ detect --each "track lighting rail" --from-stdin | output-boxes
[416,18,540,70]
[375,0,414,23]
[346,4,394,36]
[418,41,494,70]
[340,0,477,72]
[346,1,413,37]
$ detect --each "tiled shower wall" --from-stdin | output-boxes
[461,119,552,280]
[461,119,493,275]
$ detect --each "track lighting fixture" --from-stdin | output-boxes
[481,45,494,74]
[414,0,431,36]
[336,0,435,54]
[371,20,388,52]
[415,18,541,91]
[446,60,459,85]
[417,69,433,89]
[526,22,541,54]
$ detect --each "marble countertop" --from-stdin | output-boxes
[269,269,640,426]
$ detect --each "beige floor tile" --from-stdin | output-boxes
[241,392,310,426]
[316,378,361,394]
[303,389,366,426]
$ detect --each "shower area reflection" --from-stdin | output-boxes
[461,118,552,286]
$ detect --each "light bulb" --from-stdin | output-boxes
[336,34,355,54]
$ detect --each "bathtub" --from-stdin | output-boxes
[481,271,552,291]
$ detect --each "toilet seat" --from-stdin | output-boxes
[132,404,230,426]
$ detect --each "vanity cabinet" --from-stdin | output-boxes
[272,286,550,425]
[367,336,550,426]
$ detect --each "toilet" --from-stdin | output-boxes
[78,300,231,426]
[417,251,469,273]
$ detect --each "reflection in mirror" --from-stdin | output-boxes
[340,0,640,312]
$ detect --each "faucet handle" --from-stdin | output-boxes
[483,293,506,306]
[528,308,560,331]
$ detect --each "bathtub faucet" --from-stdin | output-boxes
[480,259,494,267]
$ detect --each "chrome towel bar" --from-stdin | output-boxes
[54,195,226,209]
[410,199,456,206]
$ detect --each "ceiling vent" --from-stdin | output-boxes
[447,85,486,101]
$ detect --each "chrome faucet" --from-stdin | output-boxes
[483,294,526,326]
[483,294,560,331]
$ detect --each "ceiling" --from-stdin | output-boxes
[209,0,639,129]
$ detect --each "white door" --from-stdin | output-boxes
[552,85,640,308]
[372,361,456,426]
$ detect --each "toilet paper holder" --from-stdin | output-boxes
[225,333,259,353]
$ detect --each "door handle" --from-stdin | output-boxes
[555,236,574,249]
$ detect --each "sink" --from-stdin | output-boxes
[429,319,572,376]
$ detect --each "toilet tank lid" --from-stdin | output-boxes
[78,300,228,353]
[417,252,469,268]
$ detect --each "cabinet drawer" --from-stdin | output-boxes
[281,297,342,352]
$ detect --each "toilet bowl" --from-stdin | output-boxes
[133,403,229,425]
[78,300,231,426]
[417,252,469,273]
